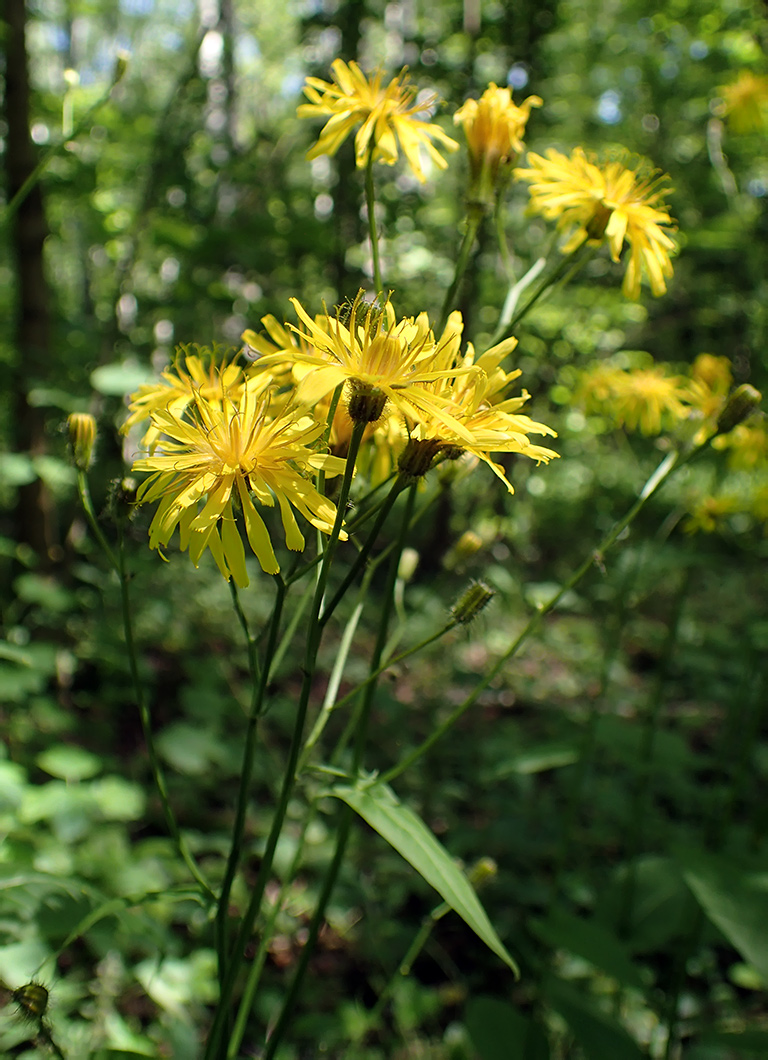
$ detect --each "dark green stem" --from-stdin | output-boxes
[216,576,285,973]
[260,485,418,1060]
[117,530,214,899]
[210,421,366,1060]
[365,150,383,293]
[436,203,484,335]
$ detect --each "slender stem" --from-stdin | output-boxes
[319,475,405,629]
[260,485,418,1060]
[436,203,484,335]
[496,239,591,340]
[117,530,215,900]
[213,421,366,1060]
[216,576,285,973]
[76,472,213,899]
[3,76,120,226]
[365,150,383,293]
[76,471,119,573]
[353,902,450,1045]
[379,446,702,787]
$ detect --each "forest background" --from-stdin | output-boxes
[1,0,768,1057]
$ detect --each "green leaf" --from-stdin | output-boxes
[36,745,102,781]
[529,908,645,990]
[491,743,578,778]
[680,850,768,983]
[332,781,518,974]
[465,996,549,1060]
[90,361,154,396]
[545,980,646,1060]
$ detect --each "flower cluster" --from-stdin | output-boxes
[515,148,677,299]
[127,293,557,584]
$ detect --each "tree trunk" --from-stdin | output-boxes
[4,0,57,563]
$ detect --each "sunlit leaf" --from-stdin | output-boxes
[332,781,518,973]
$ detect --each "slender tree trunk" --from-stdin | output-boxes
[4,0,57,563]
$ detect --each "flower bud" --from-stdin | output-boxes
[397,437,444,480]
[67,412,97,470]
[13,981,49,1021]
[451,580,495,625]
[347,380,387,424]
[467,856,498,888]
[715,384,762,436]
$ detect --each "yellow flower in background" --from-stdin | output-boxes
[514,147,676,299]
[124,351,270,451]
[719,70,768,133]
[579,362,687,435]
[684,494,741,535]
[684,354,733,437]
[131,384,346,586]
[454,83,541,201]
[712,420,768,470]
[298,58,458,182]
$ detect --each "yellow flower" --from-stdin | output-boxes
[684,494,741,535]
[404,336,558,490]
[298,58,458,182]
[514,147,676,299]
[454,83,541,202]
[124,350,270,451]
[67,412,97,470]
[719,70,768,134]
[271,294,479,439]
[131,384,346,586]
[578,362,687,435]
[683,353,732,438]
[712,420,768,470]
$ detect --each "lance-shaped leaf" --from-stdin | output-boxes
[332,781,518,974]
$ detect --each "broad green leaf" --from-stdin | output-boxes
[332,781,518,974]
[694,1030,768,1056]
[530,908,645,989]
[37,745,102,781]
[546,980,646,1060]
[465,996,549,1060]
[681,850,768,983]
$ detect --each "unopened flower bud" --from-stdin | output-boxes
[67,412,97,470]
[397,547,419,583]
[109,476,138,524]
[13,982,49,1021]
[451,580,495,625]
[112,51,129,86]
[347,381,387,424]
[468,856,497,888]
[397,437,444,480]
[715,384,762,436]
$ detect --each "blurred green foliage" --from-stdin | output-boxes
[1,0,768,1057]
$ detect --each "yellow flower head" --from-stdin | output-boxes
[719,70,768,134]
[265,294,480,441]
[454,83,542,201]
[684,494,741,535]
[712,420,768,470]
[514,147,676,299]
[298,58,458,182]
[579,362,686,435]
[403,335,558,490]
[123,350,269,451]
[131,382,346,586]
[684,353,733,433]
